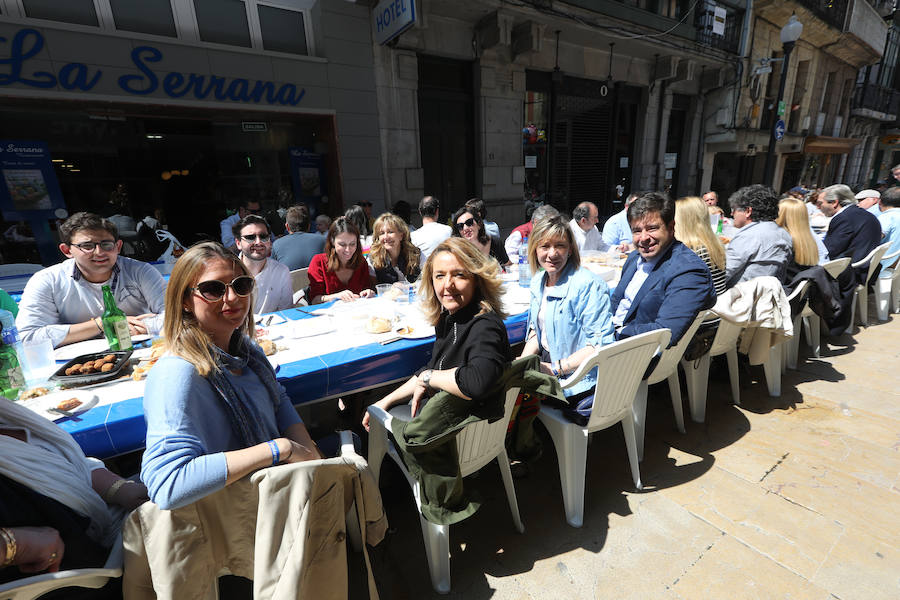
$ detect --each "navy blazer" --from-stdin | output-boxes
[823,205,882,285]
[610,241,716,347]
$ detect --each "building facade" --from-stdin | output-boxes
[0,0,385,262]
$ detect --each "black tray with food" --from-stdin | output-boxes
[49,349,134,386]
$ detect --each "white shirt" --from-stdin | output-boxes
[16,257,166,348]
[411,221,452,267]
[504,230,526,259]
[612,256,659,328]
[568,219,610,253]
[250,258,293,314]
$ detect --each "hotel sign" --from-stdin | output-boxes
[373,0,416,45]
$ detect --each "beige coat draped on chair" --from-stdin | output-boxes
[713,276,793,365]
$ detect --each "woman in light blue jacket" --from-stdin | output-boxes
[517,215,615,403]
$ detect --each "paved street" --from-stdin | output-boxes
[366,317,900,599]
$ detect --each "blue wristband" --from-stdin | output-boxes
[267,440,280,466]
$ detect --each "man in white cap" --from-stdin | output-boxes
[855,189,882,217]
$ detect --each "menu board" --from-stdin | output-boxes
[0,140,64,220]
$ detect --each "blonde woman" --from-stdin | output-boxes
[141,242,320,510]
[776,197,828,276]
[674,196,728,295]
[362,237,510,428]
[368,212,421,284]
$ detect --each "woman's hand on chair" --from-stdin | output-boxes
[10,526,65,573]
[276,437,321,463]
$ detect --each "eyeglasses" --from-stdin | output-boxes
[71,240,117,252]
[455,218,476,231]
[240,233,271,243]
[191,276,255,301]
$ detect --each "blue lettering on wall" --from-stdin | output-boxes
[0,28,305,107]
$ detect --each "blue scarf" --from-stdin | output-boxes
[207,333,283,448]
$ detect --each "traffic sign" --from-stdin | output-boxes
[774,120,786,141]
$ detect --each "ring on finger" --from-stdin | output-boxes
[48,551,58,564]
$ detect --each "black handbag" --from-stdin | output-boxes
[682,319,720,362]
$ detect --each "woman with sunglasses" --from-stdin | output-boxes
[141,242,321,510]
[451,207,510,267]
[368,213,421,285]
[307,217,376,304]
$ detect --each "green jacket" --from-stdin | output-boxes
[390,355,563,525]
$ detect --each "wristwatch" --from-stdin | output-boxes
[421,369,433,388]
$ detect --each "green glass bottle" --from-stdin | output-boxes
[101,285,132,351]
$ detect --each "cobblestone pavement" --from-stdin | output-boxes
[363,316,900,599]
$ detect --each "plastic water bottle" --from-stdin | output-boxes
[518,235,530,287]
[0,309,24,400]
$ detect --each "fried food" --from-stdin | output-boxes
[20,387,50,400]
[62,353,117,376]
[100,362,115,372]
[56,397,83,412]
[258,338,277,356]
[366,317,392,334]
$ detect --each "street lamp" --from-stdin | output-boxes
[762,14,803,189]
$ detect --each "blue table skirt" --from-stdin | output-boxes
[58,305,529,459]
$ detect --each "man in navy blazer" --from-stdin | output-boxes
[610,192,716,347]
[817,184,882,286]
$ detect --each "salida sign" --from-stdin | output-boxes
[0,28,306,106]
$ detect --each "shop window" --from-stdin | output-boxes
[21,0,99,26]
[110,0,176,37]
[193,0,252,48]
[258,4,308,55]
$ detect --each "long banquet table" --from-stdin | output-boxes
[55,294,532,459]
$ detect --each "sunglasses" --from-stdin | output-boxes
[240,233,270,243]
[455,217,476,231]
[191,276,255,301]
[71,240,117,252]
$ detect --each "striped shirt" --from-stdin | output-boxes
[693,245,727,296]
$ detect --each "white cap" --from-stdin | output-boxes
[855,189,880,200]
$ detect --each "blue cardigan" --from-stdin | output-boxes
[141,346,302,510]
[528,263,615,397]
[610,241,715,347]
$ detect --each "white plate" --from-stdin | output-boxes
[289,317,335,338]
[397,323,435,339]
[54,335,152,361]
[19,390,100,422]
[254,313,287,326]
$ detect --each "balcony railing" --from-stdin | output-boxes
[852,83,900,118]
[797,0,849,31]
[694,5,744,54]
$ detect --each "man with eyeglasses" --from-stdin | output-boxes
[16,212,166,348]
[232,215,293,313]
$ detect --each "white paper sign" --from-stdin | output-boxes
[619,156,629,168]
[713,7,727,36]
[664,153,678,169]
[525,155,537,169]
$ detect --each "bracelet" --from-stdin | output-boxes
[0,528,15,567]
[94,317,103,332]
[550,361,560,377]
[104,479,128,503]
[267,440,280,466]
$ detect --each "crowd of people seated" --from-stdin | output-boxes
[4,176,900,596]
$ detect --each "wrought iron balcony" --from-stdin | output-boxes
[694,5,743,54]
[797,0,849,31]
[851,83,900,120]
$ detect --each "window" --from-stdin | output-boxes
[22,0,99,26]
[258,4,308,55]
[193,0,252,47]
[110,0,176,37]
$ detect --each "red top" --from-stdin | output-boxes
[512,222,533,238]
[307,253,372,300]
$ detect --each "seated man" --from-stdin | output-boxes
[724,184,793,288]
[233,215,293,314]
[610,192,716,347]
[877,187,900,269]
[219,198,260,249]
[16,212,165,347]
[818,184,882,285]
[505,204,560,258]
[602,192,638,250]
[568,201,610,254]
[854,189,882,217]
[271,205,325,270]
[410,195,452,267]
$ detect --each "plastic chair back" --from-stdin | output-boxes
[0,263,42,278]
[646,311,707,385]
[853,242,891,286]
[822,257,851,279]
[457,386,520,476]
[563,329,670,430]
[290,268,309,294]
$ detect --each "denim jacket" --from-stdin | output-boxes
[527,263,615,397]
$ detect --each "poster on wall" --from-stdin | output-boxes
[289,147,326,223]
[0,140,64,220]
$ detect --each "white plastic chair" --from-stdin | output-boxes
[537,329,670,528]
[781,280,810,372]
[290,268,309,305]
[0,532,122,600]
[681,311,743,424]
[846,242,891,332]
[632,312,706,461]
[800,257,851,357]
[874,249,900,321]
[366,386,523,594]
